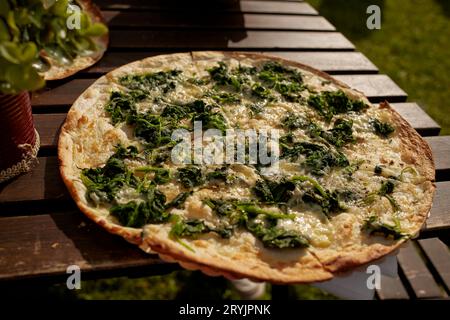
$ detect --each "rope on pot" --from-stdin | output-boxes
[0,130,40,183]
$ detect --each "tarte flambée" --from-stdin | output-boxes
[58,52,435,283]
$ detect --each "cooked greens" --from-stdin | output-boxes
[371,118,395,138]
[308,90,368,122]
[362,216,408,240]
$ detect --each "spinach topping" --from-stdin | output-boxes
[281,140,349,176]
[246,219,309,249]
[105,90,147,125]
[80,145,139,203]
[177,166,204,188]
[362,216,408,240]
[207,62,244,91]
[258,61,305,102]
[119,70,182,93]
[307,90,368,122]
[206,166,235,184]
[208,91,240,104]
[170,218,233,239]
[165,192,192,209]
[291,175,345,218]
[364,179,399,211]
[110,186,170,228]
[371,119,395,138]
[251,82,273,100]
[321,119,355,148]
[281,113,306,130]
[135,166,171,185]
[203,199,307,249]
[253,179,296,204]
[374,165,383,175]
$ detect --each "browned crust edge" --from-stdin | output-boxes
[43,0,109,80]
[58,51,436,283]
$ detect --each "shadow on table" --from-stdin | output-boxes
[104,0,247,49]
[316,0,385,40]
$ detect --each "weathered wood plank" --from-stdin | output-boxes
[32,75,408,109]
[390,103,441,136]
[83,51,377,75]
[418,238,450,292]
[103,11,334,31]
[377,275,410,300]
[33,105,438,150]
[426,136,450,182]
[426,181,450,232]
[334,75,407,103]
[108,30,354,50]
[397,242,444,299]
[97,0,319,15]
[0,211,175,281]
[267,51,378,74]
[34,114,64,150]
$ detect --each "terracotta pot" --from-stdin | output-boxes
[0,92,40,183]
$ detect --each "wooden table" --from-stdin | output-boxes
[1,0,449,299]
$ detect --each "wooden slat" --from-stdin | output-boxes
[103,11,334,31]
[267,51,378,74]
[34,105,438,151]
[334,75,407,103]
[96,0,319,15]
[83,51,377,75]
[426,136,450,181]
[0,157,67,204]
[32,75,408,109]
[377,275,410,300]
[418,238,450,292]
[390,103,441,136]
[426,181,450,232]
[34,114,64,150]
[0,211,175,281]
[397,242,444,299]
[108,30,354,50]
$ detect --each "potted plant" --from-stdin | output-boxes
[0,0,108,183]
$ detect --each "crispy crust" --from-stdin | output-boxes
[58,51,435,283]
[42,0,109,80]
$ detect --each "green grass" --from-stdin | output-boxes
[307,0,450,134]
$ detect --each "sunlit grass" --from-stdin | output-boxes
[308,0,450,134]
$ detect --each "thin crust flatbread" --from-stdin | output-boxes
[42,0,109,80]
[58,52,435,283]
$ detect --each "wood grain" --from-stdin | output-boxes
[390,103,440,136]
[108,30,354,50]
[426,181,450,232]
[397,242,444,299]
[0,211,176,281]
[418,238,450,293]
[334,74,407,103]
[376,275,410,300]
[102,11,334,31]
[426,136,450,181]
[82,51,377,75]
[96,0,319,15]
